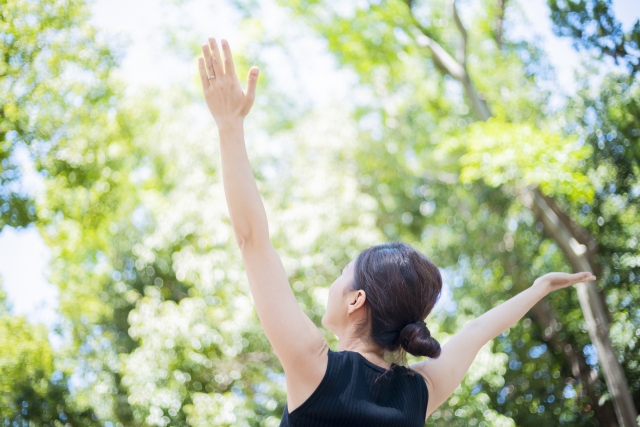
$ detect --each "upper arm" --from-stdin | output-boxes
[410,321,486,418]
[237,238,327,371]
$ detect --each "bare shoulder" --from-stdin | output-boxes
[409,360,435,421]
[409,359,434,388]
[408,323,487,420]
[284,339,330,412]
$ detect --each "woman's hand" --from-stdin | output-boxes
[534,271,597,294]
[198,37,260,130]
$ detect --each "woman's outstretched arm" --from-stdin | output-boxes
[410,271,597,418]
[198,39,327,376]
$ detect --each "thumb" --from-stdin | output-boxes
[244,67,259,103]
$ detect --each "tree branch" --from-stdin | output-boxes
[409,26,465,79]
[538,192,600,270]
[405,0,491,120]
[494,0,506,49]
[408,24,491,120]
[448,0,468,66]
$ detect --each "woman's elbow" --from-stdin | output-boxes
[234,227,270,250]
[235,230,259,249]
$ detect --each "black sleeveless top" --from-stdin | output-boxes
[279,349,429,427]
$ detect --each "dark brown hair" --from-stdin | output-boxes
[349,241,442,364]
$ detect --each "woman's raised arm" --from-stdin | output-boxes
[197,38,327,378]
[410,271,597,418]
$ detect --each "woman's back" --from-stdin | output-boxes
[280,349,428,427]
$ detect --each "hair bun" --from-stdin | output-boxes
[399,321,441,358]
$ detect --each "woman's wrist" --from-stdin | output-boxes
[532,278,552,296]
[217,121,245,147]
[217,119,244,135]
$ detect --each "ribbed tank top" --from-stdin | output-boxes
[279,349,429,427]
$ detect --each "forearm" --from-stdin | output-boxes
[218,123,269,244]
[468,283,549,346]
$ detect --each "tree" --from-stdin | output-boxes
[0,0,119,230]
[548,0,640,75]
[0,282,99,426]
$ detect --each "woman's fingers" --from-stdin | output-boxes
[198,57,210,89]
[540,271,597,290]
[244,67,259,104]
[201,43,215,78]
[198,36,259,120]
[209,37,224,77]
[581,272,597,281]
[221,39,236,77]
[571,272,596,284]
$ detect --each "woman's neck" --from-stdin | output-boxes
[338,338,391,369]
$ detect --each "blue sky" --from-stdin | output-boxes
[0,0,638,330]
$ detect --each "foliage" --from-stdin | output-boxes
[563,71,640,410]
[0,284,99,425]
[0,0,119,230]
[438,118,593,201]
[547,0,640,74]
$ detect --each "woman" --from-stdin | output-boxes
[197,37,597,426]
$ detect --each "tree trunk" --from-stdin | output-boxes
[406,4,638,425]
[529,189,637,427]
[531,300,618,426]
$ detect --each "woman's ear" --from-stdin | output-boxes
[347,290,366,314]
